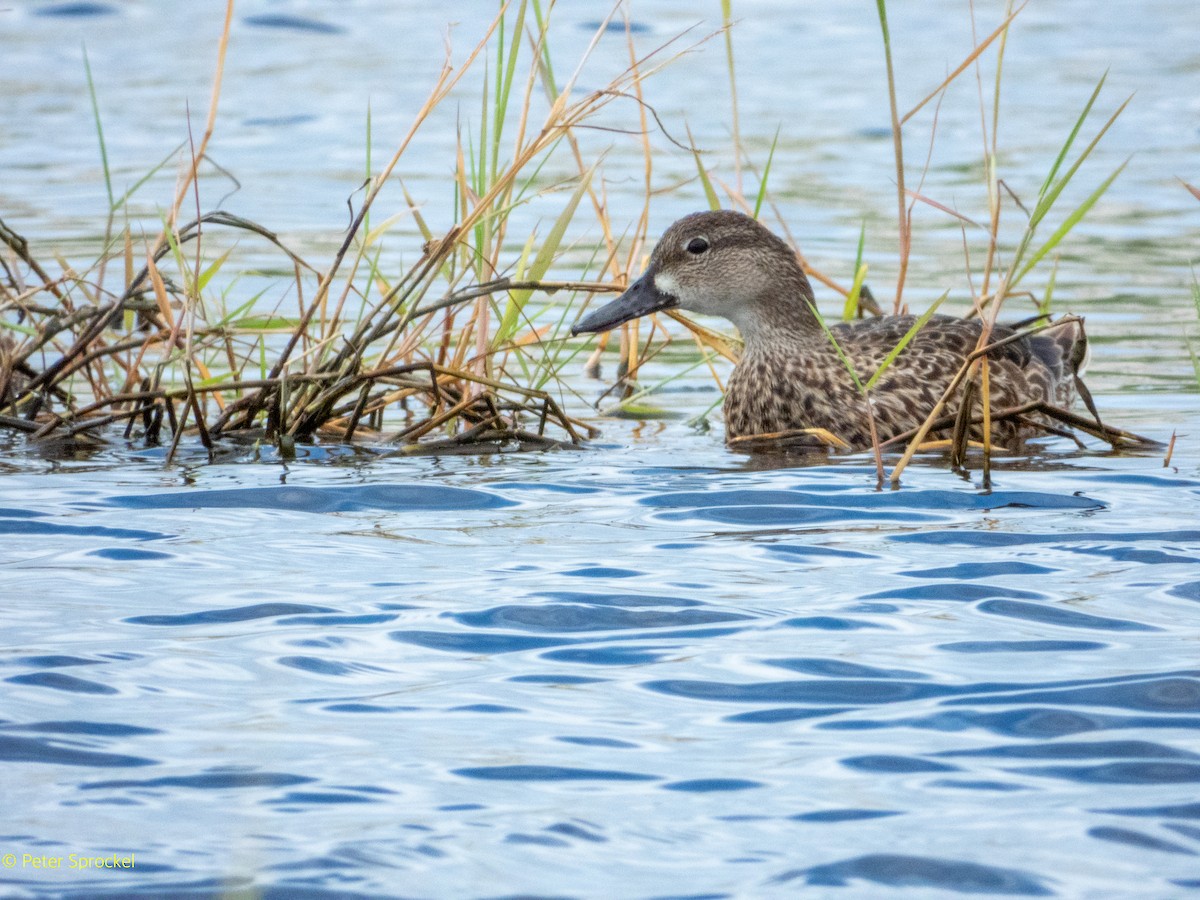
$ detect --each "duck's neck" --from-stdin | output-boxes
[729,265,823,351]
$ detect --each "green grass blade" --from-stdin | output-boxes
[692,147,721,211]
[1039,255,1060,315]
[807,300,865,394]
[1013,157,1128,290]
[496,165,596,345]
[1188,269,1200,389]
[530,0,557,96]
[493,0,528,176]
[842,222,868,321]
[864,290,949,391]
[1036,72,1107,208]
[197,248,233,293]
[363,101,372,234]
[111,144,181,213]
[752,125,780,219]
[842,263,870,322]
[82,44,114,211]
[1032,91,1131,228]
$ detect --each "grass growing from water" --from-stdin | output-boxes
[0,2,1164,471]
[0,2,710,458]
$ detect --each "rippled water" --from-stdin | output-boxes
[3,1,1200,898]
[3,430,1199,897]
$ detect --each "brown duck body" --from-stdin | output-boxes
[573,210,1087,450]
[726,313,1083,447]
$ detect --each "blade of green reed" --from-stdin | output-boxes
[216,290,267,328]
[864,289,948,391]
[874,0,908,310]
[1188,269,1200,388]
[196,248,233,293]
[1187,338,1200,389]
[1039,255,1060,315]
[530,0,557,94]
[806,300,865,394]
[82,45,114,211]
[752,125,780,220]
[496,164,596,346]
[492,0,528,180]
[111,144,183,214]
[1012,157,1128,290]
[842,222,868,320]
[1034,72,1108,214]
[842,264,870,322]
[692,146,721,211]
[1028,89,1131,235]
[500,231,538,340]
[600,353,721,416]
[721,0,741,193]
[363,101,372,234]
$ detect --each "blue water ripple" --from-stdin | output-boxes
[940,640,1107,653]
[87,548,173,561]
[824,708,1200,738]
[764,658,927,679]
[1088,826,1198,856]
[242,14,346,34]
[393,631,569,654]
[450,604,751,633]
[102,483,515,513]
[900,562,1059,579]
[32,2,116,17]
[644,679,952,705]
[1099,802,1200,819]
[842,756,960,774]
[0,520,168,540]
[1,721,158,737]
[452,765,658,782]
[976,599,1160,631]
[7,673,117,695]
[782,853,1053,894]
[864,584,1046,602]
[5,655,98,668]
[937,740,1199,761]
[1013,762,1200,784]
[940,676,1200,713]
[83,771,315,790]
[1170,580,1200,601]
[662,779,763,792]
[127,602,336,626]
[779,616,889,631]
[725,707,857,723]
[0,735,154,768]
[540,646,670,665]
[790,809,901,823]
[556,736,638,748]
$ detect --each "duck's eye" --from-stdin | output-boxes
[685,236,710,256]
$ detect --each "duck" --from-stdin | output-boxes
[571,210,1087,450]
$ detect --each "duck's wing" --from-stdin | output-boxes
[831,314,1085,379]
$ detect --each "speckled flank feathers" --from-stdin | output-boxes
[573,210,1089,450]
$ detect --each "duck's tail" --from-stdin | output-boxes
[1029,316,1088,406]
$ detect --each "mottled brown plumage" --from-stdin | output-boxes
[573,210,1088,450]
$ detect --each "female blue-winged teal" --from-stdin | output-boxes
[572,210,1087,449]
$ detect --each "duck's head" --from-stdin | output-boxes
[571,210,815,341]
